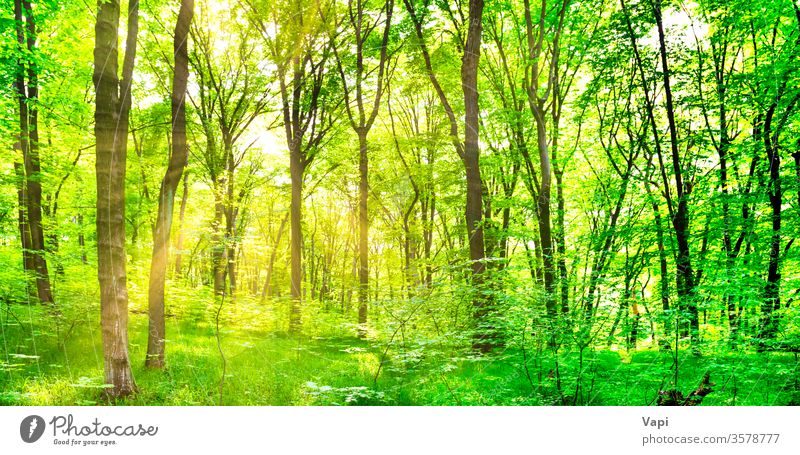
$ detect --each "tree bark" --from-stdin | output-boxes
[651,196,671,349]
[146,0,193,369]
[224,142,237,297]
[759,105,782,343]
[93,0,138,397]
[15,0,53,304]
[330,0,394,337]
[357,132,369,336]
[403,0,494,349]
[78,212,87,264]
[289,143,303,333]
[622,0,698,345]
[14,158,35,288]
[523,0,569,342]
[652,0,698,342]
[532,107,556,320]
[461,0,492,352]
[261,213,288,303]
[174,172,189,275]
[212,187,227,295]
[554,167,568,314]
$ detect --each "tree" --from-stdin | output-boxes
[691,0,751,347]
[146,0,194,369]
[403,0,495,351]
[620,0,699,345]
[188,0,269,297]
[14,0,53,304]
[328,0,394,336]
[93,0,139,397]
[522,0,571,336]
[749,0,800,345]
[247,0,339,333]
[384,82,444,292]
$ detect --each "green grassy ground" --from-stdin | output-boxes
[3,298,800,405]
[1,258,798,406]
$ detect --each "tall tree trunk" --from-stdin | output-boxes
[712,51,748,348]
[289,144,303,333]
[554,167,568,313]
[78,212,87,264]
[652,0,698,342]
[622,0,697,345]
[462,0,491,352]
[224,144,237,297]
[651,197,671,350]
[333,0,393,337]
[261,213,287,303]
[423,183,435,287]
[551,81,568,313]
[402,186,420,293]
[146,0,193,369]
[212,186,227,295]
[23,0,53,304]
[15,0,53,304]
[523,0,569,343]
[718,90,736,346]
[93,0,138,397]
[402,0,492,349]
[14,158,35,296]
[358,132,369,336]
[533,109,556,321]
[261,213,286,303]
[759,106,782,344]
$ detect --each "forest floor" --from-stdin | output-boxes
[2,262,800,406]
[3,297,800,406]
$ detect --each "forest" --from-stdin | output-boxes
[1,0,799,406]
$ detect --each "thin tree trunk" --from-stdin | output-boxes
[554,174,568,310]
[523,0,569,342]
[622,0,697,345]
[78,212,87,264]
[174,172,189,275]
[261,213,288,303]
[423,145,435,286]
[424,185,435,286]
[289,144,303,332]
[223,142,237,297]
[212,186,227,295]
[331,0,394,337]
[651,197,671,349]
[533,108,556,320]
[358,132,369,337]
[146,0,193,369]
[759,105,782,343]
[652,0,698,342]
[22,0,53,303]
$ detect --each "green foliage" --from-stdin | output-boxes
[1,0,800,405]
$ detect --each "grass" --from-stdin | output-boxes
[2,263,800,406]
[1,304,384,405]
[3,300,800,406]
